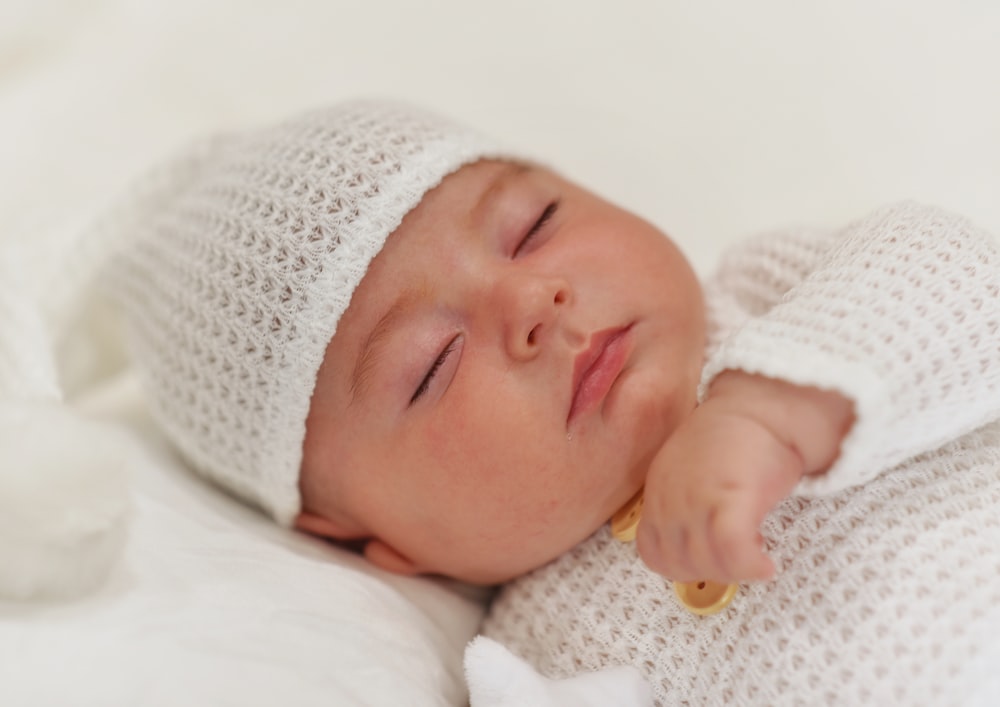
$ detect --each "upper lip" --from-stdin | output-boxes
[568,324,631,423]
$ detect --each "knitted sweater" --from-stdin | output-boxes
[481,202,1000,706]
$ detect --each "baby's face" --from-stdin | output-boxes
[298,160,705,584]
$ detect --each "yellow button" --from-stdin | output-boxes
[673,580,738,616]
[611,488,739,616]
[610,489,644,542]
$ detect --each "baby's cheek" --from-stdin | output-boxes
[419,404,509,495]
[622,369,677,438]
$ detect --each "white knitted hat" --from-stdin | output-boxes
[105,100,506,525]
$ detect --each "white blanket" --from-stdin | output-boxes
[1,373,487,706]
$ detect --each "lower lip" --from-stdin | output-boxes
[568,327,633,426]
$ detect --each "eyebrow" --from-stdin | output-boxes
[471,162,532,226]
[350,284,424,405]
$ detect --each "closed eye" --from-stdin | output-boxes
[410,334,461,405]
[513,201,559,258]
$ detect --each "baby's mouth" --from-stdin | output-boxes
[567,324,634,426]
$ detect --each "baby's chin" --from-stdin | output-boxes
[446,554,555,586]
[615,368,693,463]
[446,511,616,585]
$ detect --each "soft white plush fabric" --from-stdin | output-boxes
[0,237,131,601]
[482,203,1000,705]
[1,373,487,707]
[465,636,654,707]
[0,399,131,601]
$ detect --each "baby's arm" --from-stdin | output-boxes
[637,372,853,582]
[707,202,1000,491]
[640,202,1000,582]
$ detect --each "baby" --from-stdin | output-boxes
[106,101,1000,704]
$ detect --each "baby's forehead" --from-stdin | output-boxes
[339,160,540,339]
[428,158,536,206]
[369,161,583,284]
[400,159,552,231]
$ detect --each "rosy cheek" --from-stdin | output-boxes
[420,403,484,488]
[422,414,457,458]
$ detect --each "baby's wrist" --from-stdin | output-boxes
[705,371,855,476]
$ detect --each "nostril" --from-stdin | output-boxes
[527,325,539,345]
[554,290,566,305]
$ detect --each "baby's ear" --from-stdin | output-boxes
[294,512,425,576]
[293,511,357,539]
[363,539,424,576]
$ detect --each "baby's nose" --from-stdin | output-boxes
[496,272,572,361]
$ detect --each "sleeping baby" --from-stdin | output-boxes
[104,100,1000,705]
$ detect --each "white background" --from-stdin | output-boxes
[2,0,998,274]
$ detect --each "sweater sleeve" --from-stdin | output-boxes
[701,201,1000,495]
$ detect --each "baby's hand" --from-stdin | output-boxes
[636,372,854,583]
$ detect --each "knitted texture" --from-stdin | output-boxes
[482,203,1000,705]
[105,102,506,524]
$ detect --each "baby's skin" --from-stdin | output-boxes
[296,159,854,586]
[639,371,853,583]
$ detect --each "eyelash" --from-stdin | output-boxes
[513,201,559,257]
[410,334,461,405]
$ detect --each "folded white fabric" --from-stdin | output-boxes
[0,239,131,601]
[0,400,131,600]
[464,636,654,707]
[3,372,487,706]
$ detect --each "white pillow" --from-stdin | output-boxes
[1,374,487,707]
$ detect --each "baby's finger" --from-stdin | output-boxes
[637,517,694,581]
[683,508,732,582]
[707,503,774,581]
